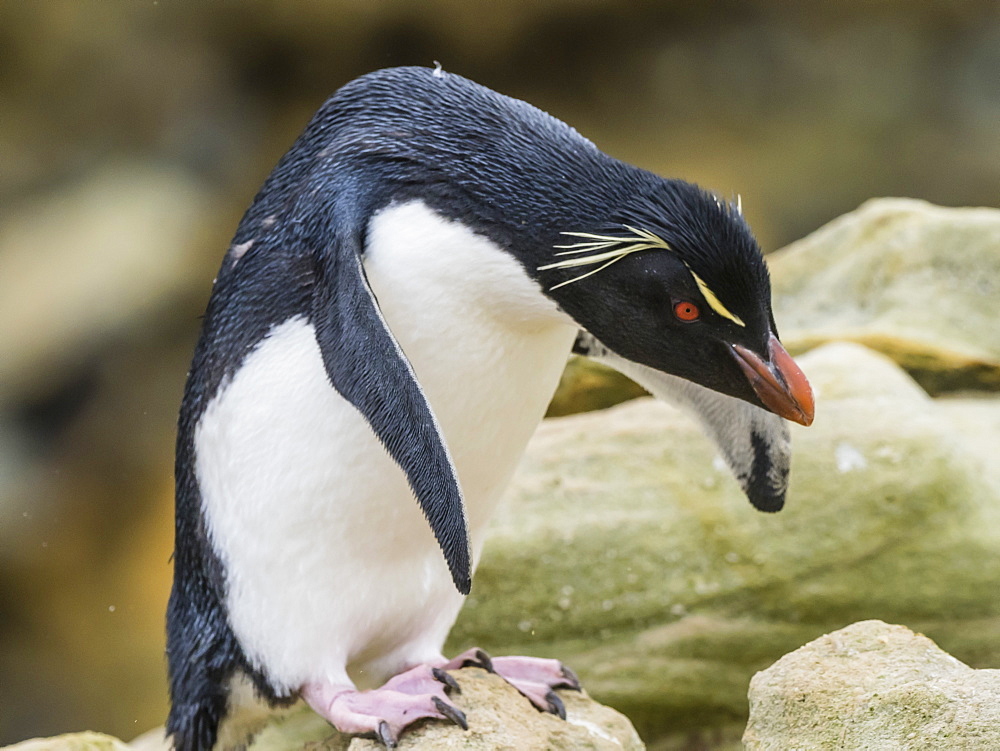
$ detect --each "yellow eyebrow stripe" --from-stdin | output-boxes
[537,226,672,289]
[686,266,746,327]
[538,225,747,328]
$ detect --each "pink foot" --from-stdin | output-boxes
[303,664,466,748]
[442,648,581,719]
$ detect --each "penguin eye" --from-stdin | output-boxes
[673,301,700,322]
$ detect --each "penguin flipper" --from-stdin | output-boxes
[574,332,790,511]
[311,236,472,593]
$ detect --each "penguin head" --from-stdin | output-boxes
[538,180,814,427]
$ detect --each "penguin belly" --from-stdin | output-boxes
[195,200,576,695]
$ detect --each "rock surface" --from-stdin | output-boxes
[2,671,644,751]
[547,356,648,417]
[769,197,1000,393]
[744,620,1000,749]
[250,669,643,750]
[448,341,1000,746]
[0,733,130,751]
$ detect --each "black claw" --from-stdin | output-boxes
[560,664,582,691]
[546,690,567,720]
[377,720,397,748]
[433,696,469,730]
[432,667,461,694]
[472,648,494,673]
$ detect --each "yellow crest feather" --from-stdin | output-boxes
[537,225,671,290]
[539,225,747,327]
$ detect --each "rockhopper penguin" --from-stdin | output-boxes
[166,66,814,750]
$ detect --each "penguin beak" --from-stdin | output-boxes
[731,334,814,426]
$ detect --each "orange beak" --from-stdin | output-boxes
[732,334,814,426]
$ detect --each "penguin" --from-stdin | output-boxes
[166,65,814,751]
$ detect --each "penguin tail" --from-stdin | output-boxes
[166,573,244,751]
[166,670,277,751]
[166,699,225,751]
[166,584,291,751]
[165,607,230,751]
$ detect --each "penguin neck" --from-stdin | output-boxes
[363,200,577,541]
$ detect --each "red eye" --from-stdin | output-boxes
[674,301,700,322]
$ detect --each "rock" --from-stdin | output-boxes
[743,620,1000,749]
[546,356,648,417]
[448,341,1000,746]
[0,732,130,751]
[249,669,643,750]
[122,730,169,751]
[113,669,643,751]
[769,197,1000,393]
[935,394,1000,495]
[0,163,215,407]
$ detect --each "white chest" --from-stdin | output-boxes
[195,201,576,690]
[362,201,577,532]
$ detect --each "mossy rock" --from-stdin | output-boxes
[450,342,1000,745]
[546,356,648,417]
[769,197,1000,393]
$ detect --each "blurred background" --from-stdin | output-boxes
[1,0,999,745]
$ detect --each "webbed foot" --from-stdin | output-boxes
[303,664,466,748]
[442,648,581,718]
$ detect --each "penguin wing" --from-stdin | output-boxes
[311,230,472,593]
[574,332,790,511]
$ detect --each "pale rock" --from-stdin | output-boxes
[1,732,130,751]
[255,669,642,750]
[449,342,1000,745]
[769,197,1000,392]
[120,669,644,751]
[744,620,1000,749]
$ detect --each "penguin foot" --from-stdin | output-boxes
[302,665,467,748]
[441,649,581,718]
